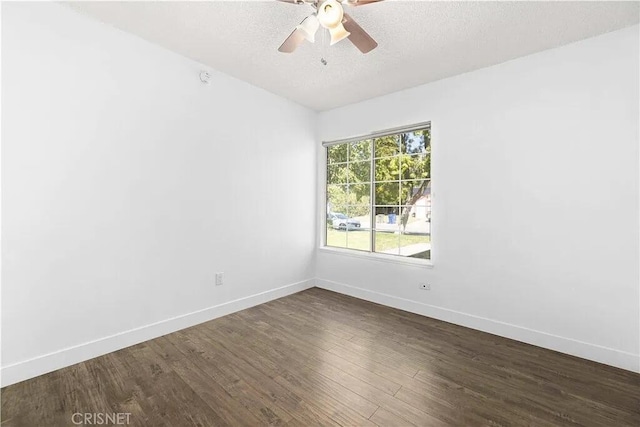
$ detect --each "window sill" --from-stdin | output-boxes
[318,246,434,268]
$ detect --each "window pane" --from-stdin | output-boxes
[375,182,400,206]
[350,139,371,162]
[375,157,400,182]
[327,207,350,250]
[347,229,370,251]
[329,208,358,232]
[346,205,370,250]
[374,230,400,255]
[401,180,430,206]
[414,193,431,216]
[326,227,347,248]
[349,160,371,183]
[374,206,398,228]
[401,153,430,181]
[374,135,400,158]
[327,186,347,209]
[327,144,348,164]
[347,183,370,205]
[327,163,348,184]
[401,130,430,155]
[348,206,371,229]
[401,213,430,235]
[399,201,431,233]
[374,206,401,237]
[374,205,400,216]
[400,233,431,260]
[328,205,347,217]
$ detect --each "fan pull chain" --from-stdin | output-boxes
[321,27,328,66]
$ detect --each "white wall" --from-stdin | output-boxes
[316,25,640,372]
[1,2,316,386]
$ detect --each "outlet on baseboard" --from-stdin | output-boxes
[215,272,224,286]
[419,282,430,291]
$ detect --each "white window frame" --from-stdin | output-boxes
[320,122,433,267]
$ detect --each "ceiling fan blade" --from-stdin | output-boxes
[276,0,308,4]
[343,13,378,53]
[343,0,383,6]
[278,28,306,53]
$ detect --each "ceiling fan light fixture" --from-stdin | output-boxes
[317,0,344,29]
[296,14,320,42]
[329,23,351,45]
[277,0,380,54]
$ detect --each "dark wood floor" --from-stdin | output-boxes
[2,288,639,426]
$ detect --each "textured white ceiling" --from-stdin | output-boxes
[65,1,639,111]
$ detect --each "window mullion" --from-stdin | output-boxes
[370,139,375,253]
[397,147,402,256]
[346,144,350,249]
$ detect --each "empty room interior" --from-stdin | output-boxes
[1,1,640,426]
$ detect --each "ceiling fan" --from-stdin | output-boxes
[277,0,382,54]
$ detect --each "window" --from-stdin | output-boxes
[324,123,431,261]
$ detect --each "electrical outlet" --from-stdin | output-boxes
[215,272,224,286]
[419,283,430,290]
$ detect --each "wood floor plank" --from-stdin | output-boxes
[234,305,404,396]
[242,304,351,351]
[0,372,68,427]
[185,320,377,426]
[330,336,421,377]
[261,297,358,341]
[327,340,536,426]
[310,350,402,396]
[309,290,638,389]
[370,406,417,427]
[313,292,640,426]
[175,328,339,427]
[146,335,277,426]
[202,316,380,422]
[82,353,149,427]
[2,288,639,427]
[341,376,447,427]
[267,296,376,340]
[122,343,233,427]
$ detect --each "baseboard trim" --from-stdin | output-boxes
[316,278,640,373]
[1,279,315,387]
